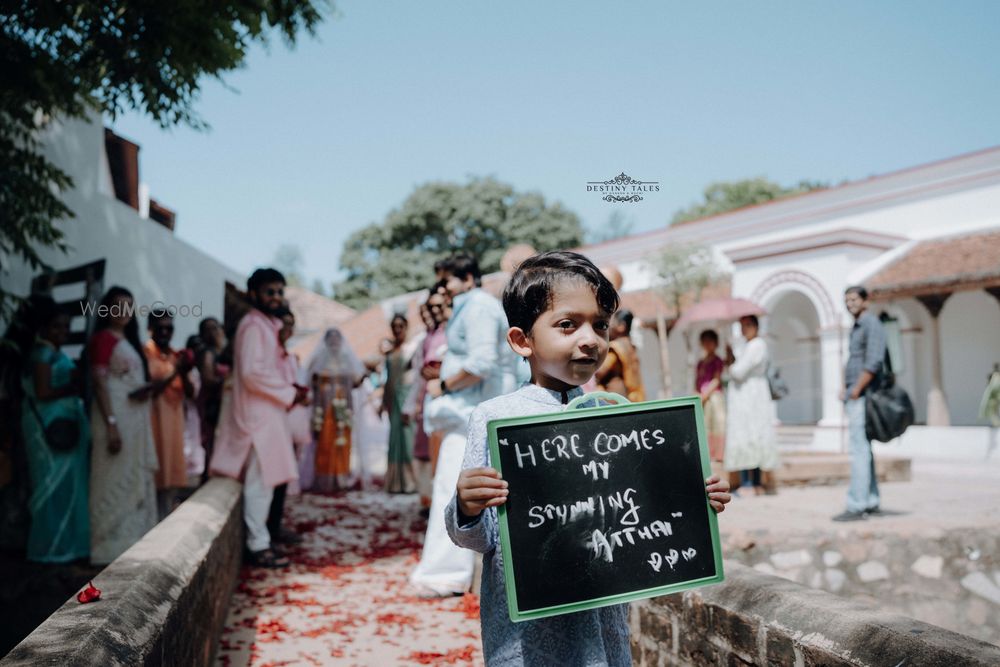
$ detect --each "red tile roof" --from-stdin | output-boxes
[868,229,1000,300]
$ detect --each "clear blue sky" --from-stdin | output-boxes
[112,1,1000,290]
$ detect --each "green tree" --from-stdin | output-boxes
[650,243,727,326]
[0,0,329,315]
[648,243,729,397]
[671,177,827,225]
[333,177,584,309]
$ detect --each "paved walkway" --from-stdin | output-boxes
[215,491,482,667]
[716,456,1000,544]
[215,456,1000,666]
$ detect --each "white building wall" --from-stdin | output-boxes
[939,291,1000,426]
[0,115,243,347]
[588,152,1000,430]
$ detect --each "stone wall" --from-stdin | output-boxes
[0,478,243,667]
[724,527,1000,645]
[631,561,1000,667]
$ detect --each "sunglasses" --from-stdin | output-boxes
[263,287,285,297]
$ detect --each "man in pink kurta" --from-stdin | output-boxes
[210,268,305,567]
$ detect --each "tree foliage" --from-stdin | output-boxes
[0,0,328,314]
[333,177,584,309]
[670,177,827,225]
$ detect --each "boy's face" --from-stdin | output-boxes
[509,281,610,393]
[701,338,717,355]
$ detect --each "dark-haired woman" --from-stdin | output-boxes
[723,315,778,495]
[20,296,90,562]
[382,314,415,494]
[88,287,159,565]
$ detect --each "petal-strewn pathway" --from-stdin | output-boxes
[215,491,483,667]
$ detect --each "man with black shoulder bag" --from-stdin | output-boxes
[833,285,887,522]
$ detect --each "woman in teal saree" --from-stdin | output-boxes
[20,297,90,563]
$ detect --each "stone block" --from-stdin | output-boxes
[857,561,890,582]
[638,605,673,646]
[911,555,944,579]
[727,653,754,667]
[715,608,758,657]
[822,551,843,567]
[765,630,797,667]
[961,572,1000,605]
[680,634,721,666]
[800,643,854,666]
[770,549,812,569]
[753,562,777,576]
[824,568,847,593]
[839,540,868,563]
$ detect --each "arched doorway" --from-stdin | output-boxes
[766,291,823,425]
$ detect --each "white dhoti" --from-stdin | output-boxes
[409,429,475,594]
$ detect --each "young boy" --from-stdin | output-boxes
[445,251,732,666]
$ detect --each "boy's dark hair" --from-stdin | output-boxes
[845,285,869,300]
[614,309,634,335]
[273,305,293,320]
[247,267,286,293]
[503,251,620,332]
[432,258,448,274]
[699,329,719,344]
[442,254,482,286]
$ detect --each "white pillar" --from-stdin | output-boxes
[917,294,951,427]
[818,325,844,428]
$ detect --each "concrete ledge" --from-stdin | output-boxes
[776,452,911,486]
[631,561,1000,666]
[1,478,243,667]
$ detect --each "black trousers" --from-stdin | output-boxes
[267,483,287,537]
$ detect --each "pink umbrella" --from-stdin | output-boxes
[673,297,765,330]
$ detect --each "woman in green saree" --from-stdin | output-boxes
[20,296,90,563]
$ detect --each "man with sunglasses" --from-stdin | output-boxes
[210,268,308,568]
[145,309,195,519]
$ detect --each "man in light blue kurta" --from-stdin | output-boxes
[445,384,631,666]
[411,255,518,595]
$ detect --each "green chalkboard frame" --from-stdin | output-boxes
[487,394,725,623]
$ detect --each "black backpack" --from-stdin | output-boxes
[865,350,915,443]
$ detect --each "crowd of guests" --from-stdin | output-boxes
[0,288,231,565]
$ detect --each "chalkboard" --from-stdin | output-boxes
[487,394,724,622]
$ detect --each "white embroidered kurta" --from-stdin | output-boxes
[722,337,779,472]
[445,384,631,667]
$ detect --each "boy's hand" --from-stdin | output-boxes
[457,467,508,518]
[705,475,732,513]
